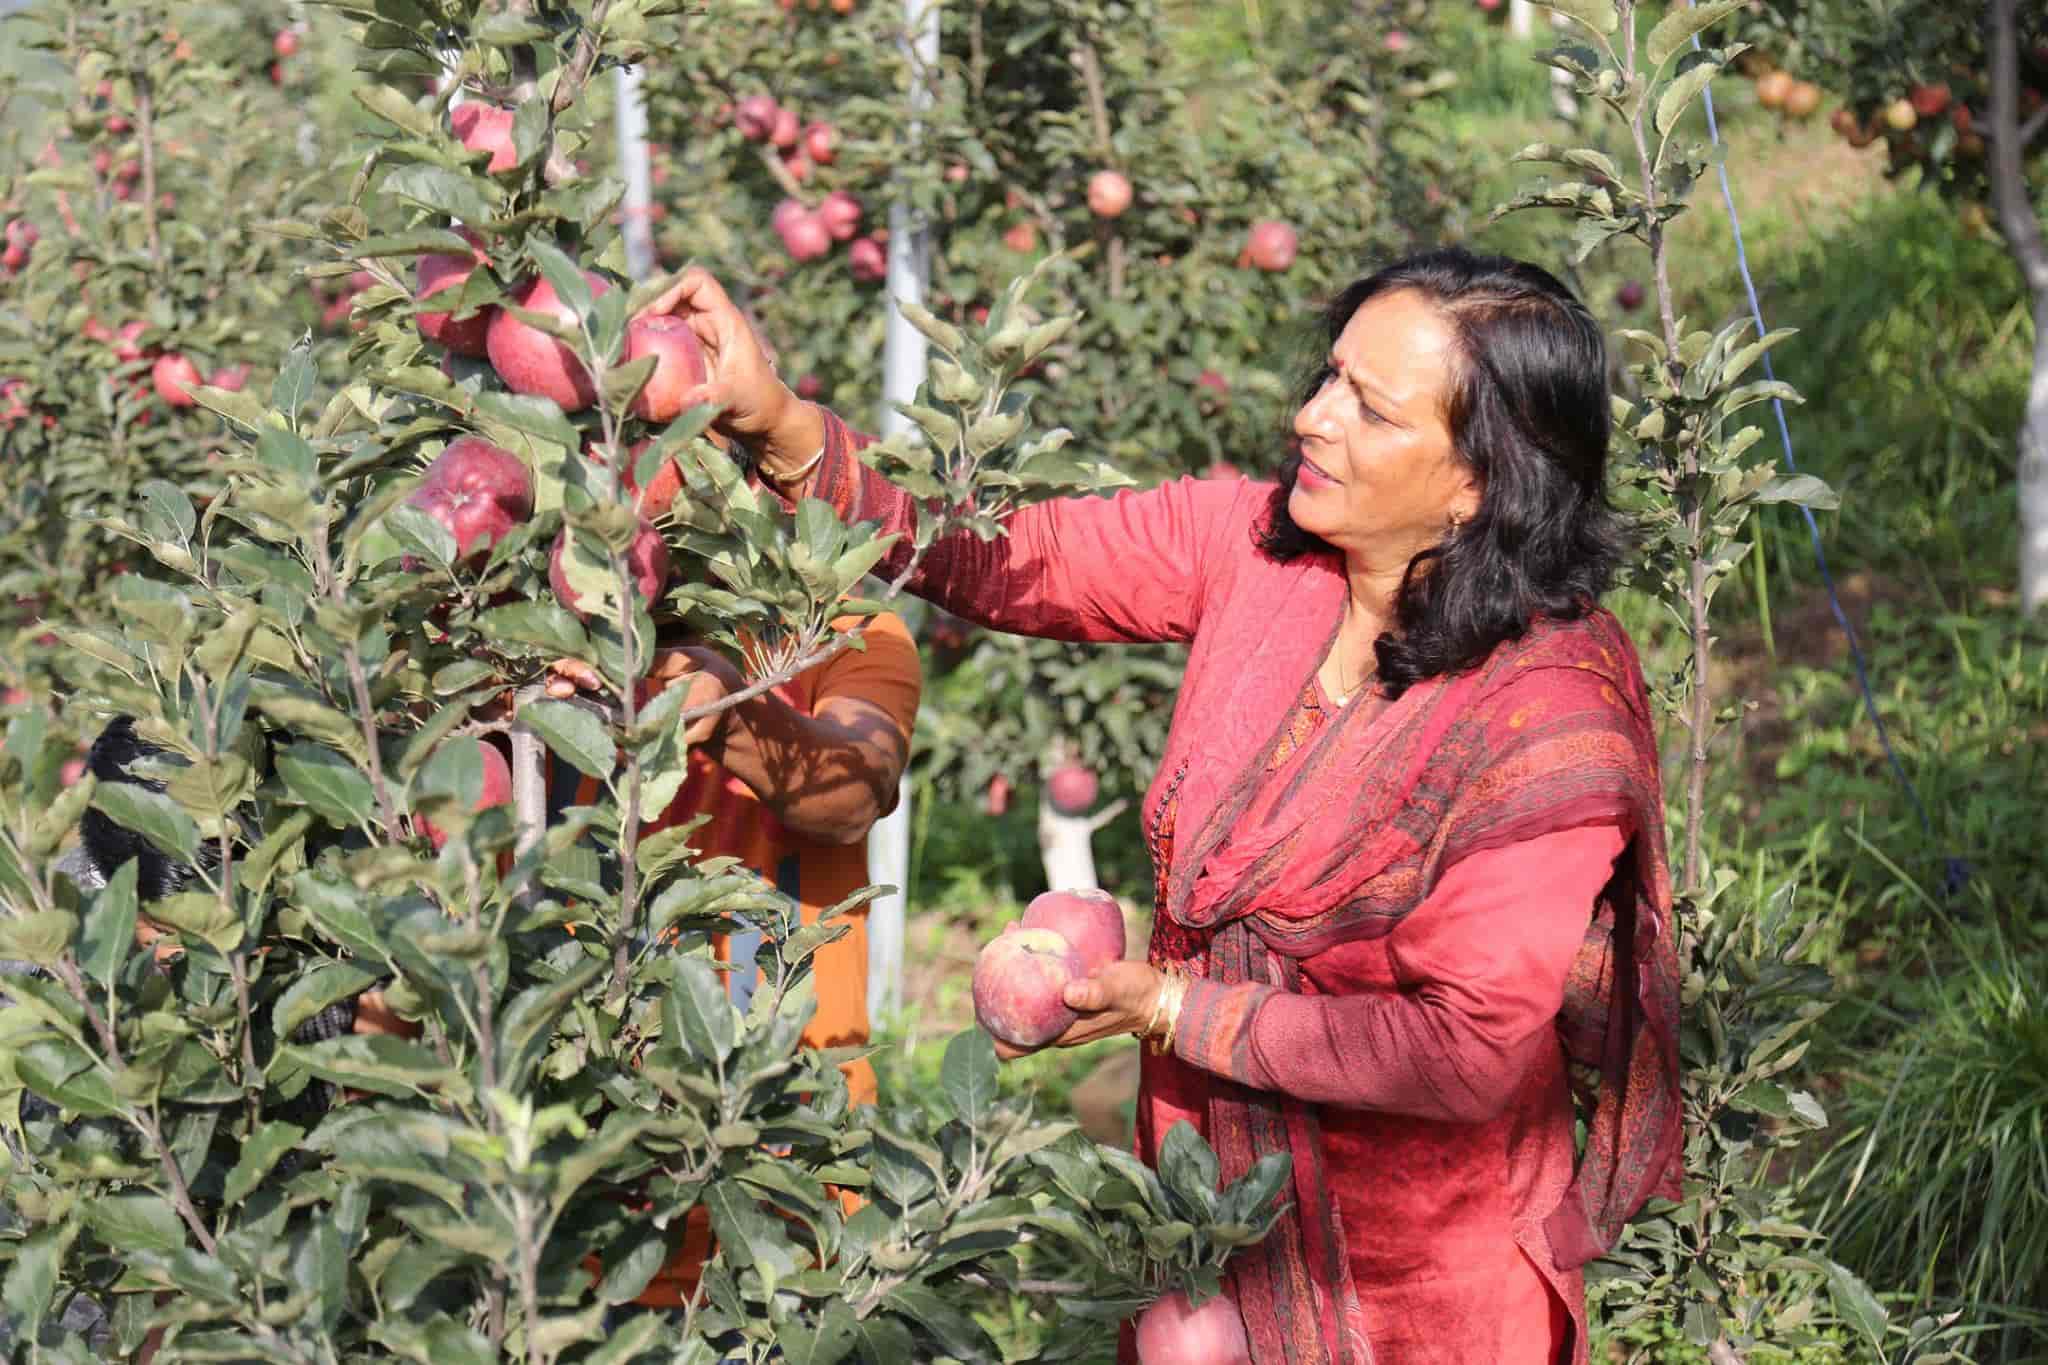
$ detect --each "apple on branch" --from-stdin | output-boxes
[415,228,495,358]
[486,272,610,412]
[406,436,535,563]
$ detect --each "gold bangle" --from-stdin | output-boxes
[1145,964,1190,1057]
[761,442,826,494]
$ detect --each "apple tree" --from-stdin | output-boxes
[0,0,1288,1359]
[0,0,334,695]
[1743,0,2048,611]
[632,0,1472,893]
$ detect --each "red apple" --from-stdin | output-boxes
[1021,889,1124,973]
[1134,1290,1251,1365]
[416,228,494,357]
[625,314,709,422]
[548,520,670,621]
[59,756,87,787]
[803,121,838,165]
[2,220,37,272]
[273,29,299,58]
[735,94,780,142]
[486,272,611,412]
[769,106,801,149]
[779,210,832,263]
[208,363,251,392]
[1909,83,1951,118]
[986,772,1012,816]
[0,686,27,707]
[416,738,512,851]
[582,439,686,518]
[1003,221,1038,253]
[407,436,534,562]
[1195,369,1229,402]
[451,102,518,174]
[772,198,807,236]
[972,927,1085,1049]
[1245,220,1297,272]
[1384,29,1410,52]
[105,114,131,135]
[1616,280,1645,311]
[151,354,202,407]
[818,190,863,241]
[1046,761,1099,816]
[781,149,814,185]
[1783,80,1821,119]
[115,159,141,184]
[1086,169,1132,219]
[848,235,887,283]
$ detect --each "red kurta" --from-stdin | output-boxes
[1140,680,1621,1363]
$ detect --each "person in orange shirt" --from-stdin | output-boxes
[549,612,923,1309]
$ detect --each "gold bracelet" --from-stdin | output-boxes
[1145,964,1190,1057]
[761,442,826,495]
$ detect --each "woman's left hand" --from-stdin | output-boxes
[990,961,1167,1061]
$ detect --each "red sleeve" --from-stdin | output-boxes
[799,405,1245,645]
[1172,824,1627,1122]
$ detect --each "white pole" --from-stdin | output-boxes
[865,0,941,1024]
[1508,0,1534,41]
[613,65,656,281]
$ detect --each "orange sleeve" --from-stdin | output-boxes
[817,610,923,742]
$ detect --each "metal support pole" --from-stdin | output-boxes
[865,0,941,1024]
[614,65,656,281]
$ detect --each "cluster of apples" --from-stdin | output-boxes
[971,889,1126,1049]
[1752,67,1823,121]
[2,219,37,276]
[75,313,248,418]
[771,192,884,279]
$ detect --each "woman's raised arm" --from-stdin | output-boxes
[642,267,1242,646]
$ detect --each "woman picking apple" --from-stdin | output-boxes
[635,250,1681,1365]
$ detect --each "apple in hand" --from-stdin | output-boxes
[416,737,513,851]
[486,273,611,412]
[972,927,1086,1049]
[407,436,535,562]
[151,353,202,408]
[624,314,708,422]
[549,520,670,621]
[416,228,494,357]
[452,102,518,173]
[1020,888,1125,974]
[1134,1290,1251,1365]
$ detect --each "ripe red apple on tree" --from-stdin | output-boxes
[1615,280,1645,311]
[486,272,611,412]
[415,228,495,357]
[273,29,299,58]
[778,209,832,263]
[451,102,518,173]
[1087,169,1132,219]
[407,436,535,563]
[848,236,887,283]
[624,314,709,422]
[549,520,671,621]
[1754,69,1794,110]
[208,363,251,392]
[151,353,202,408]
[1783,81,1821,119]
[1244,220,1297,272]
[769,106,801,150]
[803,121,838,165]
[1,220,36,272]
[415,737,513,851]
[1003,221,1039,254]
[1909,82,1951,118]
[818,190,863,241]
[1134,1290,1252,1365]
[1195,369,1229,404]
[1020,888,1125,973]
[972,927,1086,1049]
[986,772,1012,816]
[1046,761,1099,816]
[735,94,780,142]
[581,439,687,518]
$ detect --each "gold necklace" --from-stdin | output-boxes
[1333,635,1368,702]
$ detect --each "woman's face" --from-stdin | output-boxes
[1287,288,1481,566]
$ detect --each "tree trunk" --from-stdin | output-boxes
[1986,0,2048,609]
[1038,798,1101,893]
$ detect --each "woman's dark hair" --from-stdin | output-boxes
[1257,246,1630,697]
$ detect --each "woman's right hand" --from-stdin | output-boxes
[633,268,823,482]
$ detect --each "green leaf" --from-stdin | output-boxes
[668,955,736,1063]
[138,479,197,542]
[385,504,459,569]
[477,600,591,658]
[1655,58,1722,139]
[353,83,437,139]
[90,781,200,864]
[382,163,494,224]
[1751,474,1838,511]
[1157,1119,1221,1217]
[77,859,139,989]
[1645,0,1745,68]
[1534,0,1617,36]
[1824,1258,1888,1346]
[940,1029,998,1128]
[1,1224,71,1334]
[276,741,377,828]
[276,1035,467,1101]
[0,909,74,969]
[272,337,318,417]
[520,699,615,781]
[530,239,595,324]
[87,1193,187,1256]
[273,960,382,1039]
